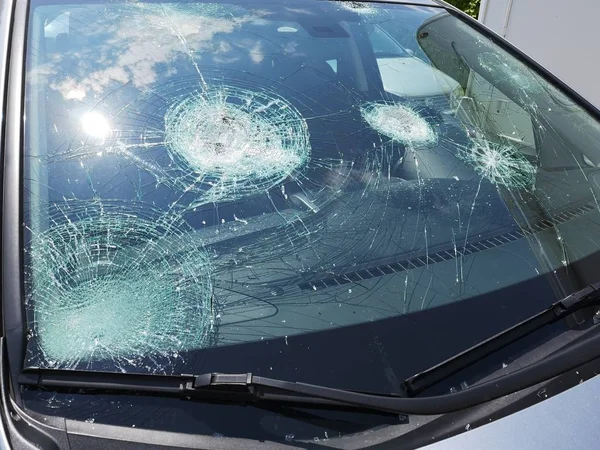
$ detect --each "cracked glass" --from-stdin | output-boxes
[23,0,600,376]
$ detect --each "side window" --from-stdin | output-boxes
[457,72,537,156]
[367,25,408,57]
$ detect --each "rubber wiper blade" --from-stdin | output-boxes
[18,318,600,417]
[18,368,403,416]
[402,281,600,397]
[17,283,600,417]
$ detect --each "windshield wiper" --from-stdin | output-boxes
[402,281,600,396]
[19,368,404,416]
[18,282,600,416]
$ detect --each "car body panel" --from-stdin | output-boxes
[423,373,600,450]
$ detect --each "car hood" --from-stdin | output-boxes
[422,374,600,449]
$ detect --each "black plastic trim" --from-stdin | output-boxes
[2,0,28,406]
[1,338,69,449]
[0,0,15,160]
[65,420,303,450]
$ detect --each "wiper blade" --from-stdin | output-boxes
[402,281,600,396]
[17,284,600,416]
[19,328,600,417]
[19,368,402,416]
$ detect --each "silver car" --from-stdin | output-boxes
[2,0,600,449]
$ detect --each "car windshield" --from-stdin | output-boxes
[22,0,600,392]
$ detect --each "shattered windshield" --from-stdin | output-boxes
[23,0,600,378]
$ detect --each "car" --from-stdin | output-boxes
[368,23,463,109]
[2,0,600,449]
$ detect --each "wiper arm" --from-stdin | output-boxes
[402,281,600,396]
[18,283,600,416]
